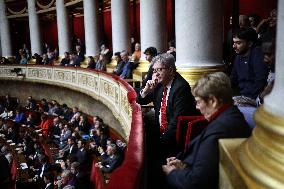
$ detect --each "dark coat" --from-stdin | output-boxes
[166,105,251,189]
[101,154,121,173]
[137,73,197,155]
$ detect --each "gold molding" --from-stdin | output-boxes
[238,106,284,188]
[36,0,55,10]
[7,7,27,15]
[177,65,225,86]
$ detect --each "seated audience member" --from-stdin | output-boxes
[37,114,53,137]
[230,27,269,104]
[167,41,176,60]
[0,108,9,119]
[75,45,85,63]
[37,154,51,179]
[239,39,276,128]
[22,43,31,59]
[100,44,112,64]
[93,127,108,151]
[54,48,59,60]
[76,139,89,165]
[59,137,78,159]
[20,54,28,64]
[68,53,79,67]
[95,143,122,173]
[95,54,107,71]
[47,48,54,60]
[248,13,260,31]
[60,104,72,121]
[131,43,141,66]
[14,108,26,124]
[57,170,76,189]
[120,50,134,79]
[6,126,19,143]
[59,124,72,148]
[52,103,63,117]
[0,57,11,64]
[25,96,37,110]
[162,72,251,189]
[43,172,55,189]
[25,112,37,128]
[60,52,70,66]
[78,115,91,135]
[32,53,43,64]
[141,47,158,88]
[113,52,125,76]
[86,56,96,69]
[71,162,91,189]
[41,54,50,65]
[257,9,277,45]
[15,49,22,64]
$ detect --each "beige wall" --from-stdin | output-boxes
[0,80,126,138]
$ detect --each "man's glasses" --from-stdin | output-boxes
[152,67,168,74]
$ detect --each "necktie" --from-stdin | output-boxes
[160,87,168,134]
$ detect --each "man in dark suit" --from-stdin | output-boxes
[43,172,55,189]
[76,139,89,166]
[137,53,197,188]
[71,162,91,189]
[58,137,78,160]
[113,52,125,76]
[120,50,134,79]
[137,53,197,157]
[95,143,122,173]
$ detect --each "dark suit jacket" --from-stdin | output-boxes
[137,73,197,154]
[166,105,251,189]
[101,154,121,173]
[76,148,88,164]
[62,144,78,157]
[45,183,54,189]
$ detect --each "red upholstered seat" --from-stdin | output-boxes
[176,116,208,152]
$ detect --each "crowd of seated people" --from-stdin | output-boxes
[0,95,126,189]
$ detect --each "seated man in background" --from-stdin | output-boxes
[141,47,158,88]
[163,72,251,189]
[113,52,125,76]
[230,27,269,105]
[120,50,134,79]
[95,143,122,173]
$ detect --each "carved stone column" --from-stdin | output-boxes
[0,0,12,57]
[56,0,71,57]
[175,0,224,85]
[111,0,130,53]
[219,2,284,188]
[27,0,42,55]
[84,0,100,56]
[134,0,166,81]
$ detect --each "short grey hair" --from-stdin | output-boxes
[192,72,233,104]
[62,170,72,178]
[151,53,176,71]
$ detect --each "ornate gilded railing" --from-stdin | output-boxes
[0,65,134,141]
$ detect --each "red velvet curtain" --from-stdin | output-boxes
[72,16,85,43]
[41,19,58,50]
